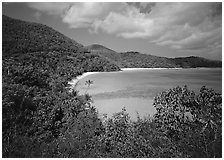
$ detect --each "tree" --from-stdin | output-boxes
[153,85,222,157]
[85,80,93,93]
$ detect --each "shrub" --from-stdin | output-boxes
[153,86,222,157]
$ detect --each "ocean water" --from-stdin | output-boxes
[76,68,222,120]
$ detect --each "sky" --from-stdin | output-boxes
[2,2,222,60]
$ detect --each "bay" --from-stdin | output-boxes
[76,68,222,120]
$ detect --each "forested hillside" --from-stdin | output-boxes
[2,15,120,157]
[2,15,120,86]
[84,44,123,66]
[172,56,222,68]
[3,15,82,57]
[119,51,177,68]
[85,44,222,68]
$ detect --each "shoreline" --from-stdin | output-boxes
[68,67,221,90]
[120,67,221,71]
[67,68,183,90]
[120,67,183,71]
[68,72,100,90]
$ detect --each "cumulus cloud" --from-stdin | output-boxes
[27,2,221,54]
[27,2,71,16]
[62,3,122,28]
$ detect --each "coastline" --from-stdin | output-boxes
[68,67,221,90]
[68,71,100,90]
[120,67,221,71]
[68,68,181,88]
[120,67,183,71]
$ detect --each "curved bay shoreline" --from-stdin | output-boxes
[68,67,221,90]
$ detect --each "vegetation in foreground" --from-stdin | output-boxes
[3,85,222,158]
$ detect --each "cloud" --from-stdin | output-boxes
[92,7,155,37]
[27,2,71,16]
[62,2,118,28]
[127,2,156,14]
[27,2,221,54]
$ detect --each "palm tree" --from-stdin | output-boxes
[85,80,93,93]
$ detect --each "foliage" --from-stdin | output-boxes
[118,52,221,68]
[90,108,185,158]
[2,15,82,57]
[84,44,222,68]
[3,84,222,158]
[153,86,222,157]
[173,56,221,68]
[2,15,119,158]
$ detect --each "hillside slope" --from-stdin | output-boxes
[2,15,120,82]
[3,15,83,57]
[84,44,123,66]
[172,56,221,68]
[119,52,178,68]
[84,44,116,52]
[85,44,222,68]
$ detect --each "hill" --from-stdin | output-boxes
[2,15,120,79]
[85,44,222,68]
[2,15,121,74]
[172,56,222,68]
[84,44,123,66]
[84,44,116,52]
[3,15,83,57]
[119,51,178,68]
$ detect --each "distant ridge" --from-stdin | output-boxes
[84,44,116,53]
[172,56,222,68]
[85,44,222,68]
[84,44,123,66]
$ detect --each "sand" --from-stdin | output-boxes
[68,72,100,90]
[68,67,183,91]
[120,67,183,71]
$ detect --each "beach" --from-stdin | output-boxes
[67,67,212,91]
[68,68,184,90]
[121,68,183,71]
[68,72,100,90]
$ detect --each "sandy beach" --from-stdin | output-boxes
[68,67,184,89]
[68,67,219,91]
[121,68,183,71]
[68,72,100,90]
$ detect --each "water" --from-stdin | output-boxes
[76,68,222,120]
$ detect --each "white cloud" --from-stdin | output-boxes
[62,3,108,28]
[27,2,71,16]
[27,2,221,54]
[93,8,154,36]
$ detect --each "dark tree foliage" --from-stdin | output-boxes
[90,108,185,158]
[173,56,222,68]
[2,15,119,158]
[2,15,82,57]
[83,44,222,68]
[153,86,222,157]
[117,52,221,68]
